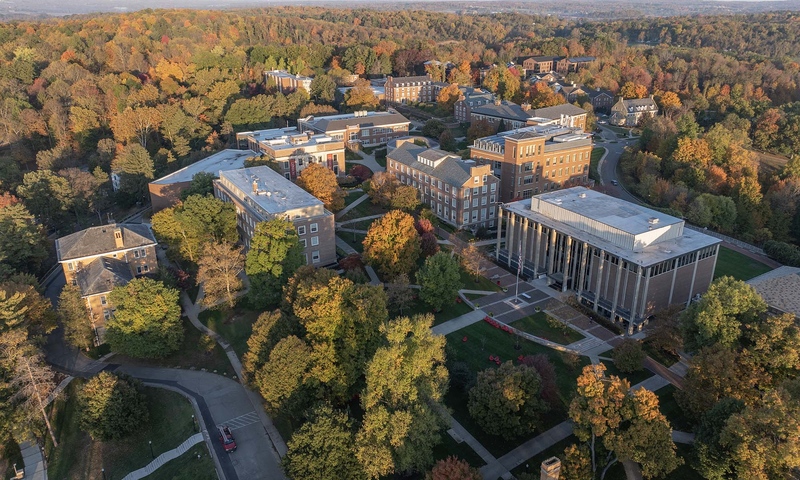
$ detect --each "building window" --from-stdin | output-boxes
[311,236,319,246]
[297,226,306,236]
[68,262,74,271]
[300,239,307,248]
[103,309,111,320]
[133,250,140,258]
[312,251,320,264]
[100,296,107,306]
[310,223,318,233]
[136,265,149,274]
[72,278,77,286]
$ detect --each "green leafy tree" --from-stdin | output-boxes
[680,276,767,352]
[245,218,304,309]
[561,444,593,480]
[482,66,520,100]
[390,185,420,211]
[106,278,183,358]
[77,372,148,440]
[744,312,800,380]
[179,172,216,200]
[695,398,746,480]
[282,405,364,480]
[241,309,294,384]
[422,120,446,139]
[468,361,547,440]
[57,284,93,350]
[0,281,56,337]
[17,170,74,229]
[111,143,154,202]
[363,210,420,278]
[297,163,345,211]
[309,75,337,103]
[0,203,49,277]
[152,194,237,263]
[255,335,313,419]
[356,314,449,478]
[417,252,462,311]
[611,339,645,373]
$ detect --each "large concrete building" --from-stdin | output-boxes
[236,127,345,180]
[265,70,312,94]
[387,142,500,231]
[297,110,410,150]
[469,125,593,203]
[213,167,336,266]
[497,187,720,333]
[148,149,254,212]
[55,224,158,343]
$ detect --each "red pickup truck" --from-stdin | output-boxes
[218,425,237,453]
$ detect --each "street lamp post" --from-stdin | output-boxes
[192,414,198,432]
[101,468,106,480]
[149,440,154,459]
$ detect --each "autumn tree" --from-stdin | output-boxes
[245,218,304,309]
[255,335,313,419]
[151,194,237,263]
[417,252,462,311]
[10,350,59,447]
[241,309,294,384]
[619,82,648,99]
[561,444,593,480]
[363,210,420,278]
[356,314,448,478]
[437,84,462,112]
[467,118,495,142]
[197,241,245,309]
[283,405,364,480]
[57,284,93,350]
[527,82,565,109]
[344,79,378,111]
[78,372,148,440]
[468,361,548,440]
[657,91,682,118]
[459,241,487,282]
[426,456,481,480]
[111,143,155,202]
[482,66,520,100]
[391,185,420,211]
[106,278,183,358]
[297,163,345,211]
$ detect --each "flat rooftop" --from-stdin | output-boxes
[218,166,324,215]
[150,149,254,185]
[472,125,590,152]
[505,187,720,266]
[241,127,339,149]
[300,110,410,132]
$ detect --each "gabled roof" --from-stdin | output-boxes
[747,266,800,318]
[76,256,134,297]
[566,56,596,63]
[56,224,156,262]
[586,88,614,99]
[387,75,432,86]
[472,101,531,122]
[617,97,658,113]
[300,111,410,133]
[388,143,478,187]
[527,56,558,63]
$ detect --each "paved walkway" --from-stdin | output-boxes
[335,194,370,220]
[334,235,380,284]
[121,433,204,480]
[438,407,499,472]
[482,421,573,480]
[347,151,384,173]
[431,310,486,336]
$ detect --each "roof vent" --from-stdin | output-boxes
[578,193,587,198]
[648,217,659,225]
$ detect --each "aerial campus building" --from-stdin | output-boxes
[497,187,721,333]
[213,166,336,267]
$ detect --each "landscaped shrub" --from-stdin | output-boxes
[78,372,148,440]
[612,338,646,373]
[764,240,800,267]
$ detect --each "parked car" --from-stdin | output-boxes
[218,425,237,452]
[610,180,618,186]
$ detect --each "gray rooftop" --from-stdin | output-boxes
[56,224,156,261]
[530,104,587,120]
[299,111,409,133]
[388,143,478,187]
[388,75,432,85]
[472,125,590,152]
[218,166,324,215]
[76,256,133,297]
[504,187,720,266]
[472,101,531,122]
[150,149,254,185]
[240,127,340,150]
[747,266,800,318]
[618,97,658,112]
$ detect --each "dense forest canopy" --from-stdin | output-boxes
[0,7,800,278]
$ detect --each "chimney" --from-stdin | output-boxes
[494,98,501,106]
[113,227,123,249]
[521,102,531,112]
[252,180,258,193]
[540,457,561,480]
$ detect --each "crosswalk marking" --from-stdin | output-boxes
[218,411,260,431]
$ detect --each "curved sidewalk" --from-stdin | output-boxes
[121,433,204,480]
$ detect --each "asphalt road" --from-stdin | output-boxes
[593,124,641,205]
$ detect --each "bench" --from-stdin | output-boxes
[521,293,532,300]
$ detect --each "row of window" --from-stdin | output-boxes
[66,248,148,272]
[296,223,319,236]
[299,237,320,248]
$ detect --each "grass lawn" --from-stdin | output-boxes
[115,317,234,377]
[338,199,388,222]
[197,307,261,357]
[509,312,585,345]
[374,148,387,167]
[143,444,215,480]
[655,384,694,432]
[714,246,772,281]
[590,147,605,182]
[603,443,702,480]
[345,150,362,160]
[47,380,197,480]
[344,190,366,207]
[432,433,486,468]
[509,434,577,476]
[641,339,680,367]
[459,268,502,292]
[601,360,654,388]
[341,232,366,253]
[445,321,589,457]
[405,298,474,326]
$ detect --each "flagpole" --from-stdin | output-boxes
[515,244,522,300]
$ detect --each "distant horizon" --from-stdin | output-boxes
[2,0,800,19]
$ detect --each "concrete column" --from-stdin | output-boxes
[686,251,700,307]
[547,229,557,276]
[668,259,678,305]
[507,212,516,268]
[577,241,589,297]
[629,265,644,335]
[593,249,605,312]
[532,223,543,277]
[707,244,720,285]
[610,258,623,321]
[519,218,529,275]
[495,205,503,259]
[562,236,573,292]
[639,266,652,320]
